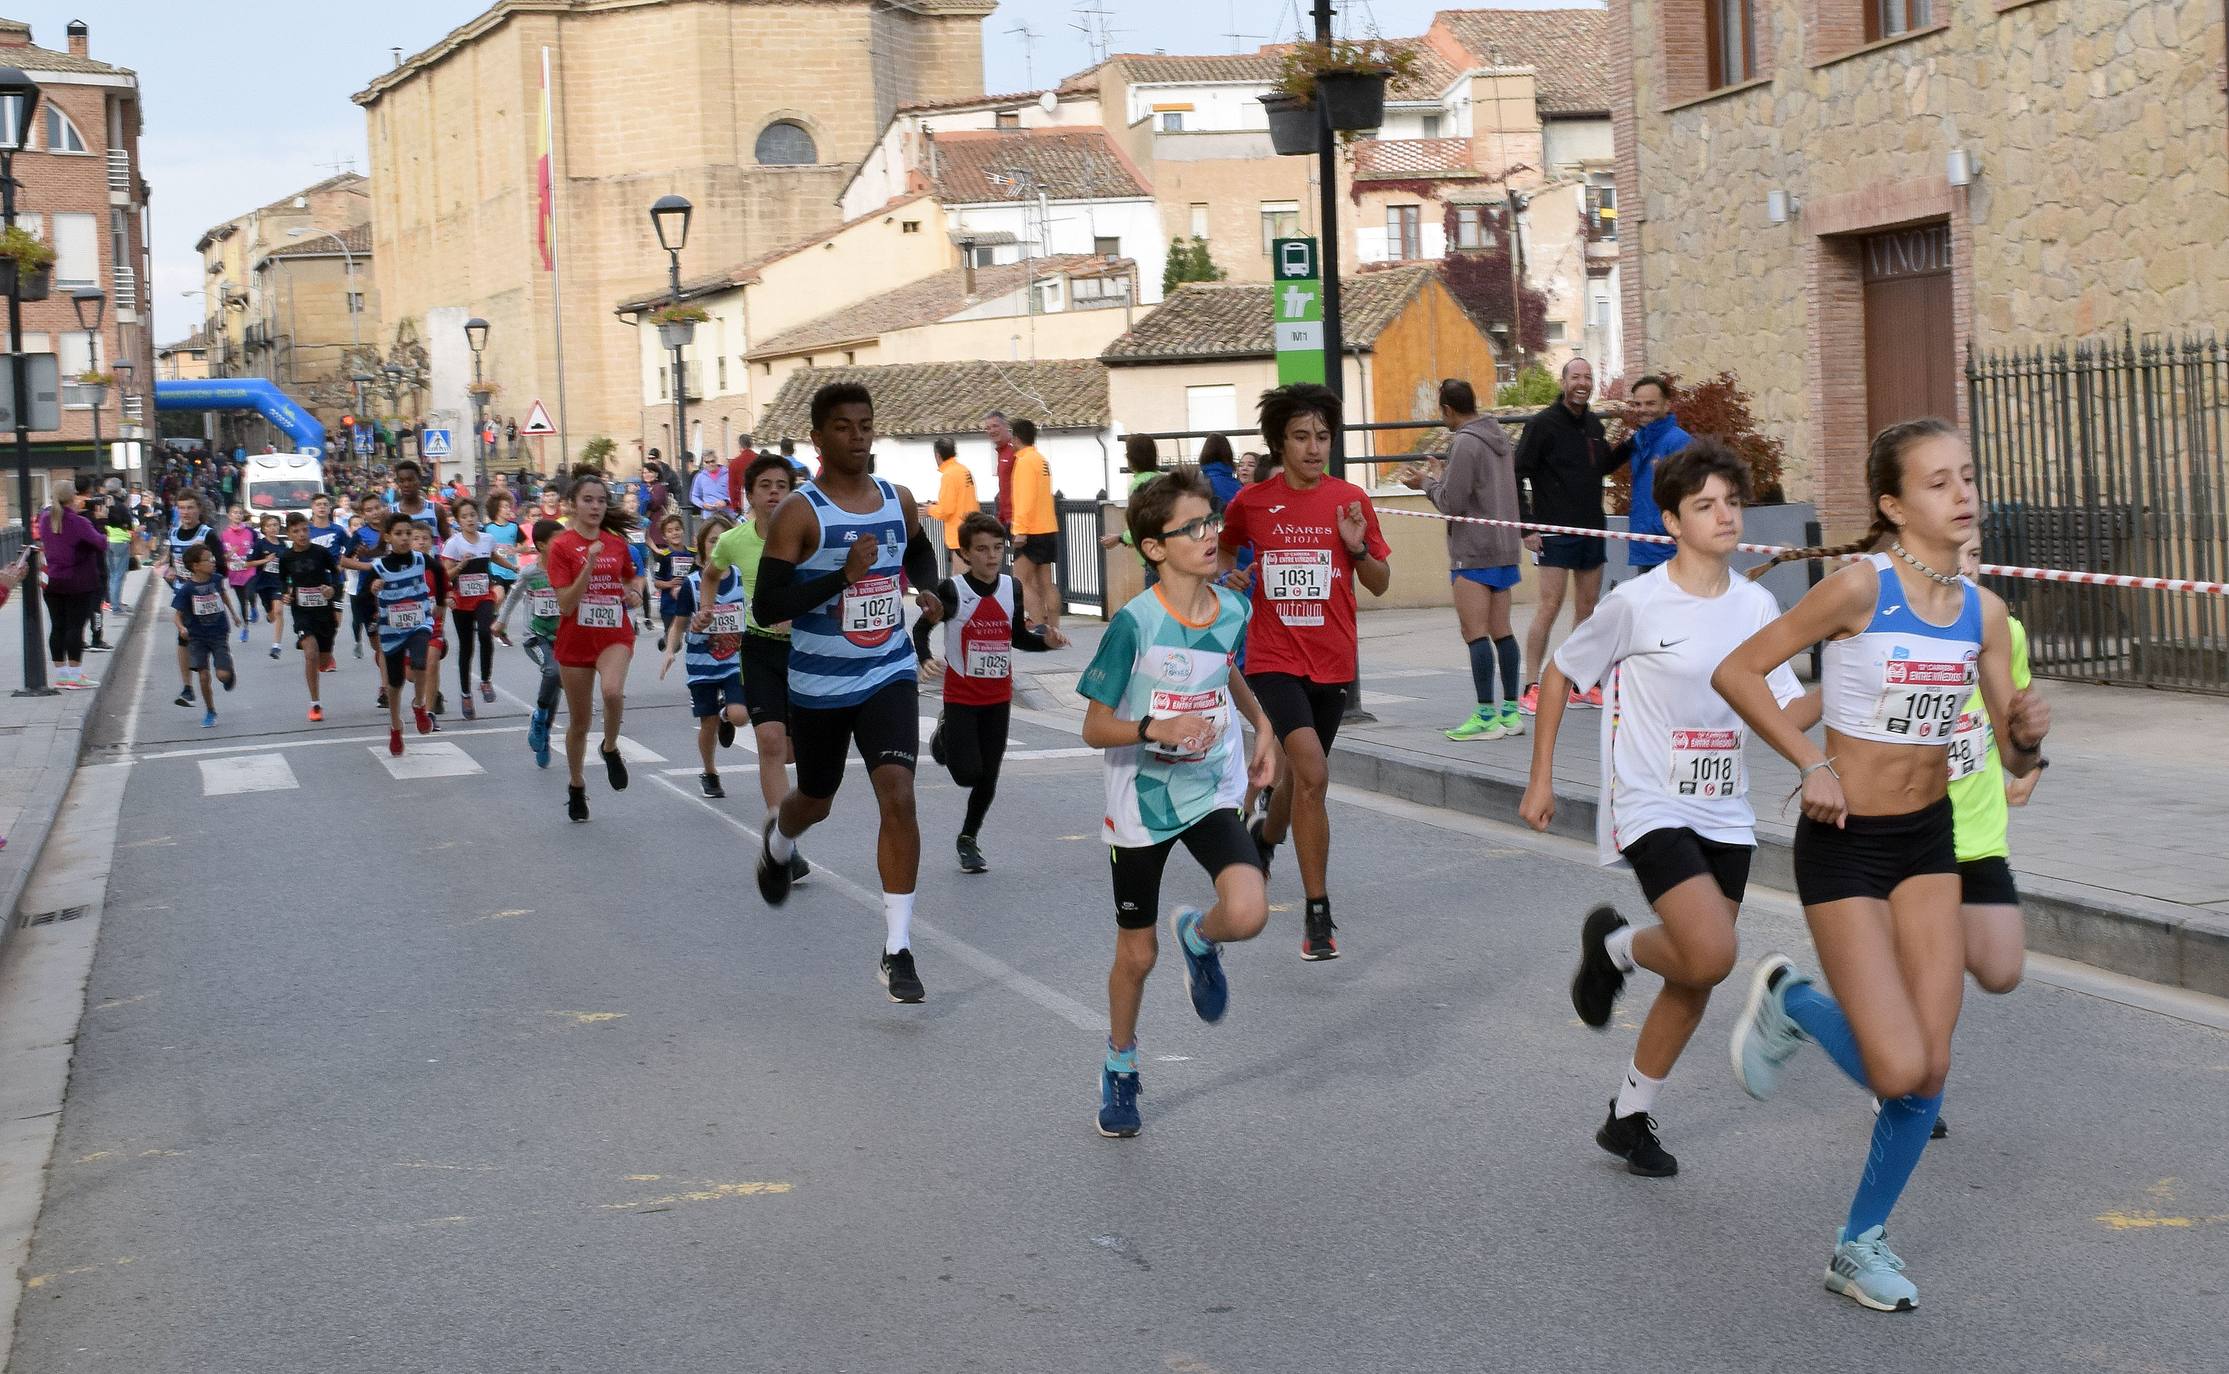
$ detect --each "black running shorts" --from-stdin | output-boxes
[294,608,339,654]
[1620,826,1753,906]
[740,633,791,729]
[1245,671,1350,751]
[1958,856,2020,908]
[1792,797,1959,905]
[790,677,918,799]
[1108,807,1262,931]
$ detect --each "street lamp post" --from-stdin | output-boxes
[650,195,692,493]
[464,316,489,497]
[1,66,51,696]
[381,364,404,462]
[112,359,135,484]
[73,287,107,476]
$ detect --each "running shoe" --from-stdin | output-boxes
[175,690,193,708]
[1096,1067,1143,1139]
[786,853,812,886]
[755,820,793,907]
[879,948,926,1004]
[567,785,589,823]
[1171,907,1229,1023]
[1568,684,1589,709]
[353,642,364,660]
[527,707,552,768]
[376,690,388,709]
[602,745,629,791]
[87,639,110,653]
[717,717,735,749]
[268,645,281,660]
[1445,706,1507,742]
[321,660,337,673]
[461,697,476,720]
[929,716,947,767]
[1572,905,1629,1028]
[1301,904,1340,961]
[479,681,495,704]
[435,692,447,716]
[1518,682,1542,716]
[1730,955,1805,1101]
[218,671,235,693]
[1580,685,1605,709]
[1825,1226,1918,1312]
[1248,817,1276,880]
[699,771,725,798]
[1498,701,1526,736]
[957,834,987,874]
[308,705,324,723]
[1596,1102,1678,1177]
[1870,1097,1951,1140]
[239,623,250,643]
[413,704,433,735]
[200,709,218,729]
[388,728,404,757]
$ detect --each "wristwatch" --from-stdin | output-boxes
[1136,716,1154,744]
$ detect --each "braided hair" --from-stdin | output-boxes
[1750,417,1958,578]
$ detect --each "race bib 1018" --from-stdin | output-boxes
[1669,727,1741,799]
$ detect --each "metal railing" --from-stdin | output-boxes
[113,265,137,312]
[1968,330,2228,693]
[1055,492,1107,615]
[106,148,130,193]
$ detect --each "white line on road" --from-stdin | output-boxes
[132,723,524,763]
[373,740,486,781]
[196,753,300,796]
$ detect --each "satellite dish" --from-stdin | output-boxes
[1038,90,1058,116]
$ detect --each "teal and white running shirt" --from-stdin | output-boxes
[1079,584,1251,847]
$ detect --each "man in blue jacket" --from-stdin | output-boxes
[1606,374,1690,573]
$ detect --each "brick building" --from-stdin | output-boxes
[354,0,996,470]
[0,18,153,518]
[1611,0,2229,535]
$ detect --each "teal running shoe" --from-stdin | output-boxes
[1826,1225,1918,1311]
[1730,955,1805,1100]
[1445,706,1506,742]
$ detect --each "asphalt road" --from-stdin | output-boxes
[8,613,2229,1373]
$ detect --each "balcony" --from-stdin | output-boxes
[121,391,144,421]
[107,148,132,199]
[112,266,137,312]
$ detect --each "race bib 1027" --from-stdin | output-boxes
[841,575,901,645]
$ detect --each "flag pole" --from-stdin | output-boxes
[543,44,573,473]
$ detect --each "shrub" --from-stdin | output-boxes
[1495,365,1561,408]
[1603,370,1787,513]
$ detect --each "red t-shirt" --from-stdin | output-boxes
[994,441,1017,526]
[726,449,756,511]
[1218,473,1389,684]
[543,527,638,659]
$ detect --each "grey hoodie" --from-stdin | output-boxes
[1421,415,1522,570]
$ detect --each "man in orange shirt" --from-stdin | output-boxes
[920,437,980,577]
[1007,418,1061,633]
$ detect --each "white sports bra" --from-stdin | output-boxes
[1820,553,1982,746]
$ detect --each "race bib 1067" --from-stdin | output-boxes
[386,601,426,632]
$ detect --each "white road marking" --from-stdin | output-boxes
[1002,747,1097,762]
[133,724,523,763]
[614,735,665,765]
[196,753,300,796]
[119,589,157,751]
[372,740,486,780]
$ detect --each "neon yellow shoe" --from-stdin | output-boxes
[1446,706,1508,742]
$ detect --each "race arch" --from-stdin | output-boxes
[155,378,328,456]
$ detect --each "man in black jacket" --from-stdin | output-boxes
[1513,356,1610,713]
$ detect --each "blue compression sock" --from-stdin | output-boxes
[1105,1039,1138,1075]
[1849,1090,1944,1236]
[1466,637,1497,709]
[1782,978,1870,1087]
[1495,635,1522,704]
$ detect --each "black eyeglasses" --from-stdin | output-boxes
[1153,513,1224,544]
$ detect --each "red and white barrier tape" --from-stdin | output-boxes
[1374,507,2229,597]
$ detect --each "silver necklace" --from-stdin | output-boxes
[1891,539,1961,587]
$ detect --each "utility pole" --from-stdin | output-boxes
[1314,0,1345,479]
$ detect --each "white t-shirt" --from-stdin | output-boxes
[1553,568,1805,867]
[441,531,496,563]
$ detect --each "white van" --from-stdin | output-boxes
[241,451,326,520]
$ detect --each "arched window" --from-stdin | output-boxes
[754,121,816,166]
[44,107,87,154]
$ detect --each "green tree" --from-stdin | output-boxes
[1162,236,1227,294]
[1495,365,1561,407]
[578,435,618,471]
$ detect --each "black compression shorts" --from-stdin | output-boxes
[789,677,917,799]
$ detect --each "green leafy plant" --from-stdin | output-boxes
[578,435,618,468]
[1272,39,1420,102]
[648,304,710,327]
[1603,370,1788,512]
[1161,237,1227,293]
[0,225,55,268]
[468,381,499,398]
[1494,365,1561,408]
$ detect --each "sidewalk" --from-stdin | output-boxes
[1015,600,2229,998]
[0,570,148,944]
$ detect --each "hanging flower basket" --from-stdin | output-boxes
[1273,40,1414,132]
[1315,69,1390,132]
[468,382,500,399]
[0,226,55,301]
[1261,94,1319,157]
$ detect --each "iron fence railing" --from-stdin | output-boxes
[1055,492,1107,615]
[1968,330,2228,693]
[0,524,23,568]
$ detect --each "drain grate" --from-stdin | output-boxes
[17,905,90,929]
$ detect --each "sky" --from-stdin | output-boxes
[38,0,1597,344]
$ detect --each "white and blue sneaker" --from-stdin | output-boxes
[1171,907,1228,1024]
[1826,1225,1918,1311]
[1097,1067,1142,1138]
[1730,955,1805,1100]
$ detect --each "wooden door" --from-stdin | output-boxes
[1861,222,1957,436]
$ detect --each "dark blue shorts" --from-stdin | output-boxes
[1452,565,1521,590]
[1538,534,1607,571]
[690,676,747,719]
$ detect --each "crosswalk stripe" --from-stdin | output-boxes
[197,753,300,796]
[372,740,487,780]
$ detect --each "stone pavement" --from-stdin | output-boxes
[1016,598,2229,996]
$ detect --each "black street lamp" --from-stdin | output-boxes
[381,364,405,460]
[72,287,106,478]
[1,65,49,696]
[464,316,489,491]
[650,194,692,489]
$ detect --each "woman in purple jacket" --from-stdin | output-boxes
[35,477,109,689]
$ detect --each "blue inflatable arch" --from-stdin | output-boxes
[155,378,328,456]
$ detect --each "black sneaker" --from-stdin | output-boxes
[929,716,947,767]
[717,717,736,749]
[1933,1114,1950,1141]
[376,689,388,709]
[879,947,926,1003]
[566,785,589,823]
[87,639,111,653]
[756,820,793,907]
[602,745,629,791]
[1572,905,1630,1029]
[1301,902,1339,961]
[699,771,725,798]
[786,852,812,886]
[1596,1101,1679,1177]
[435,691,447,716]
[1249,818,1277,879]
[957,833,987,874]
[174,689,194,708]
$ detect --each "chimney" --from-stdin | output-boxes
[959,237,976,297]
[0,20,32,48]
[66,19,87,58]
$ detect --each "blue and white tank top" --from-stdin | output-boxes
[167,521,215,581]
[484,520,522,583]
[1821,552,1983,745]
[682,568,748,686]
[372,552,436,645]
[789,478,914,709]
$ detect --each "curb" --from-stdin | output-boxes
[1330,737,2229,1002]
[0,590,143,948]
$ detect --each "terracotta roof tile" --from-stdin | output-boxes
[1101,265,1436,364]
[756,359,1109,439]
[1353,137,1479,179]
[1102,52,1285,86]
[258,222,374,261]
[748,255,1130,359]
[929,127,1150,204]
[1435,8,1612,116]
[0,26,132,78]
[896,88,1054,114]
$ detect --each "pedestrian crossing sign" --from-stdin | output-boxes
[421,428,453,458]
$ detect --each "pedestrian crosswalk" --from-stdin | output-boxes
[371,739,485,781]
[196,753,299,796]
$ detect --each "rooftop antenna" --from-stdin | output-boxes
[1070,4,1118,65]
[316,154,359,177]
[1006,20,1040,87]
[1223,0,1268,53]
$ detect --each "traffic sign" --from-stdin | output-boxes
[354,429,374,455]
[1271,238,1325,385]
[0,353,61,431]
[521,400,556,436]
[421,428,453,458]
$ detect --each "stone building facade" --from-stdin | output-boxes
[1613,0,2229,535]
[250,224,380,441]
[354,0,995,471]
